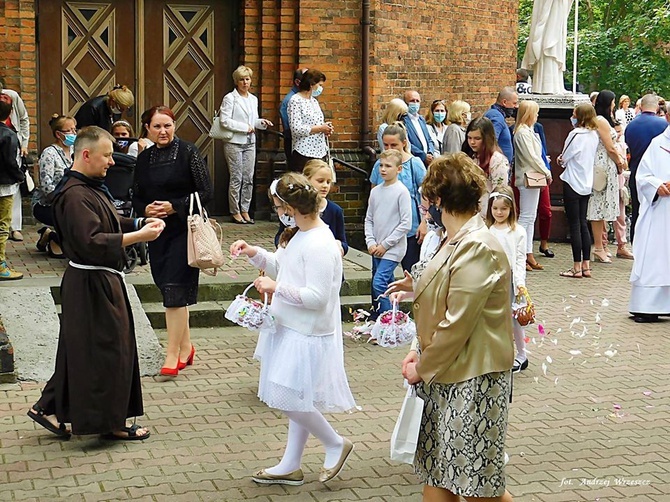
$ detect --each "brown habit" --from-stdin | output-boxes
[36,175,143,435]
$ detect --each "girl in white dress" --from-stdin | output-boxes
[486,186,529,372]
[230,172,357,487]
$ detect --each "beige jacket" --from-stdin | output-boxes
[513,124,551,187]
[413,215,514,385]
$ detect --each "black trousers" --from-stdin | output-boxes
[401,235,421,272]
[33,203,55,227]
[629,173,639,244]
[563,182,591,262]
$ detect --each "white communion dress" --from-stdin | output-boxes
[249,224,357,413]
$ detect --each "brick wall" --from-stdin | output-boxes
[370,0,519,124]
[0,0,37,152]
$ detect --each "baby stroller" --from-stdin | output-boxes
[105,151,149,272]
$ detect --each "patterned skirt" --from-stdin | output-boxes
[414,371,511,497]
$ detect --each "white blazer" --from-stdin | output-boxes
[219,89,267,145]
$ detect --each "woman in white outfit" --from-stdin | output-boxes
[230,172,357,487]
[219,65,273,224]
[513,100,552,270]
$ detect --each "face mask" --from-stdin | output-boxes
[117,140,129,148]
[465,112,472,123]
[503,106,517,118]
[407,103,420,115]
[427,205,444,229]
[433,112,446,123]
[63,133,77,147]
[311,85,323,98]
[570,117,578,128]
[110,103,122,114]
[279,213,296,228]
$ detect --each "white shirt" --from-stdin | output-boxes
[287,93,328,158]
[489,225,527,293]
[249,225,342,336]
[409,113,428,153]
[559,128,599,196]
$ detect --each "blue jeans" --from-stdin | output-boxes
[371,257,398,319]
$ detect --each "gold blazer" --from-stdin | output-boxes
[413,215,514,385]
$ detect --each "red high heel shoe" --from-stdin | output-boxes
[159,364,179,377]
[177,345,195,371]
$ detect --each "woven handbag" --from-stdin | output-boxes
[187,192,225,276]
[512,289,536,326]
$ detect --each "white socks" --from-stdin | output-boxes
[266,410,344,475]
[513,320,527,362]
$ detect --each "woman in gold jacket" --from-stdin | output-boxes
[389,153,515,502]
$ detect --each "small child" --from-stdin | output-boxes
[486,186,529,372]
[364,149,412,320]
[302,159,348,256]
[111,120,134,154]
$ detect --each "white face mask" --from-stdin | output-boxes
[279,213,296,228]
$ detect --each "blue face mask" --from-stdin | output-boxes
[570,117,578,128]
[63,133,77,147]
[312,85,323,98]
[407,103,420,115]
[433,112,446,123]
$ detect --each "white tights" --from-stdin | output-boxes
[513,319,527,361]
[265,410,344,475]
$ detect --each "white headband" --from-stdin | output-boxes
[490,191,513,202]
[269,179,288,205]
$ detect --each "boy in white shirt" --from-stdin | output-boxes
[364,149,412,320]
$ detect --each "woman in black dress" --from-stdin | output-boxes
[133,106,213,376]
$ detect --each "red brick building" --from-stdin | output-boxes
[1,0,518,225]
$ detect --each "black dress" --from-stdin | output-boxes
[133,138,213,307]
[74,95,114,131]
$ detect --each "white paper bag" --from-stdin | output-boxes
[390,385,424,464]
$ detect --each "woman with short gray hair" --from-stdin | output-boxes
[219,65,273,224]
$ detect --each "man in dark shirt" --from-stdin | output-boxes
[279,68,307,163]
[624,94,668,243]
[484,87,518,165]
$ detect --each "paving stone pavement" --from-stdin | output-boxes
[2,225,670,501]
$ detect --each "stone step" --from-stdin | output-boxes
[142,295,413,329]
[49,276,376,304]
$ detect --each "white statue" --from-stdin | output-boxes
[521,0,575,94]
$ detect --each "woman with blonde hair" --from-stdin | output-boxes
[219,65,273,224]
[377,98,408,151]
[443,100,471,153]
[513,100,552,270]
[74,85,134,132]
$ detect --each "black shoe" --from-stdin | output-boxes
[512,358,529,373]
[632,314,660,323]
[231,217,247,225]
[538,247,555,258]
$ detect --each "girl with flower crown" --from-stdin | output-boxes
[230,172,357,486]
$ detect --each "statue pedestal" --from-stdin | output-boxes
[520,93,591,241]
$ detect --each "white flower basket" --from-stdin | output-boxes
[370,301,416,348]
[224,283,275,332]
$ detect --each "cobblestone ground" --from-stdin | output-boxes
[2,225,670,501]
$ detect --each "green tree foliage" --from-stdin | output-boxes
[518,0,670,99]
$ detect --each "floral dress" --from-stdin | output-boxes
[587,121,620,221]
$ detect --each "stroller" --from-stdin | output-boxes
[105,151,149,272]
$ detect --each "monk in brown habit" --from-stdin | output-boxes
[27,126,165,440]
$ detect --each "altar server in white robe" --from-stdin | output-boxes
[629,123,670,323]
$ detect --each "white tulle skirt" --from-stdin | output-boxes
[253,312,357,413]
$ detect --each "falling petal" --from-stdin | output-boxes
[569,294,577,298]
[590,299,594,305]
[524,337,530,343]
[546,356,553,363]
[604,350,617,358]
[595,312,601,323]
[541,362,548,376]
[554,377,559,385]
[637,344,641,354]
[601,299,609,307]
[533,376,539,383]
[569,349,582,356]
[594,353,601,357]
[556,328,562,334]
[570,317,581,329]
[531,337,536,344]
[564,305,572,311]
[613,403,622,410]
[551,339,558,345]
[643,391,652,396]
[646,405,654,409]
[538,324,546,336]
